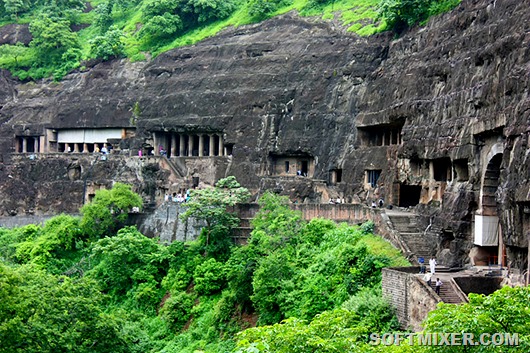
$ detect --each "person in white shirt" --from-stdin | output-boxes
[429,256,437,274]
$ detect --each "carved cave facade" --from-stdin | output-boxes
[0,1,529,282]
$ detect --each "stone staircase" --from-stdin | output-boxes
[385,210,434,262]
[427,277,467,304]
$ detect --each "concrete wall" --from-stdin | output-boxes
[382,268,439,332]
[129,203,204,242]
[0,215,56,228]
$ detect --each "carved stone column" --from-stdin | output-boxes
[179,134,185,156]
[171,134,177,157]
[198,134,204,157]
[218,135,224,157]
[188,134,194,156]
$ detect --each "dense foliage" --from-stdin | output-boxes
[0,0,460,80]
[0,182,412,352]
[377,0,461,33]
[1,181,529,352]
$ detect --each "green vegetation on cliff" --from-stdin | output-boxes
[1,179,530,352]
[0,0,460,80]
[0,180,409,352]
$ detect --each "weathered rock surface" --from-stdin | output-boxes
[0,0,528,270]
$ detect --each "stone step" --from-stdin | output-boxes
[428,282,464,304]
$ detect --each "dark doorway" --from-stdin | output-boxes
[301,161,308,176]
[399,184,422,207]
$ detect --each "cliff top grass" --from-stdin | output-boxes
[0,0,460,80]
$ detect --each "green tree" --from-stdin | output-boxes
[80,182,142,239]
[88,226,169,303]
[0,263,129,353]
[4,0,29,20]
[29,15,80,65]
[140,12,183,41]
[0,43,29,67]
[93,1,114,33]
[89,27,126,60]
[185,0,238,24]
[422,286,530,352]
[378,0,431,33]
[248,0,291,20]
[181,176,250,256]
[14,214,82,268]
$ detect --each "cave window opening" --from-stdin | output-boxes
[285,161,290,174]
[225,144,233,156]
[192,177,200,188]
[441,230,455,249]
[192,135,199,156]
[433,158,452,182]
[301,161,309,176]
[330,169,343,184]
[366,169,381,188]
[453,159,469,181]
[398,184,421,207]
[203,135,210,156]
[410,159,422,176]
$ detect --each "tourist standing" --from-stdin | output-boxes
[429,256,437,274]
[435,278,443,295]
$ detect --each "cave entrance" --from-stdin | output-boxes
[474,153,504,266]
[398,184,421,208]
[301,161,309,176]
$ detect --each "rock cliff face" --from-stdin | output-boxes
[0,0,528,272]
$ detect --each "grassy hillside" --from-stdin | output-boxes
[0,0,460,80]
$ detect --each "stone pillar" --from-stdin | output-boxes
[40,136,46,153]
[65,143,71,153]
[429,161,434,181]
[188,134,194,157]
[22,137,27,153]
[33,137,39,153]
[209,135,215,156]
[198,134,204,157]
[153,133,159,156]
[171,134,177,157]
[94,143,99,152]
[179,134,185,156]
[83,143,89,153]
[218,135,224,157]
[74,143,80,153]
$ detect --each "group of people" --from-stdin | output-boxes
[371,198,385,208]
[165,191,190,203]
[420,256,443,295]
[328,197,345,204]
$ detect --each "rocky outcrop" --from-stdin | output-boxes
[0,0,528,271]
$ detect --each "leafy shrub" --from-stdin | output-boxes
[88,226,169,299]
[193,258,227,295]
[93,1,114,33]
[80,182,142,239]
[378,0,432,33]
[14,215,82,267]
[89,27,126,61]
[185,0,238,24]
[378,0,461,33]
[159,291,195,332]
[0,264,129,353]
[360,220,375,235]
[248,0,292,20]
